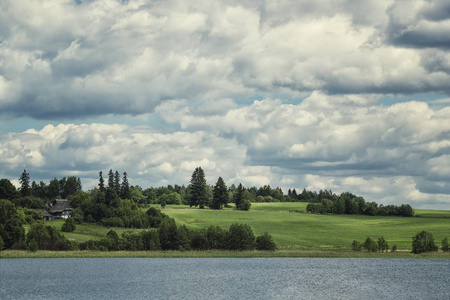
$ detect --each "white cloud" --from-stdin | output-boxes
[1,0,450,209]
[1,0,450,120]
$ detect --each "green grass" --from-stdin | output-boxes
[1,250,450,259]
[161,203,450,251]
[28,219,144,243]
[13,203,450,257]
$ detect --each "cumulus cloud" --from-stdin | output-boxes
[2,93,449,208]
[386,0,450,49]
[0,123,251,189]
[2,0,450,121]
[1,1,450,209]
[155,93,450,207]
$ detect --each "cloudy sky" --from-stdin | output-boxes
[1,0,450,209]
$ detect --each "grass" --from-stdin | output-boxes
[162,203,450,251]
[25,220,144,243]
[4,203,449,258]
[1,250,449,259]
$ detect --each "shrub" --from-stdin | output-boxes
[377,236,389,252]
[28,239,39,252]
[352,240,362,251]
[363,237,378,252]
[391,244,397,252]
[412,230,438,254]
[442,237,449,252]
[227,223,255,251]
[255,232,277,251]
[61,218,76,232]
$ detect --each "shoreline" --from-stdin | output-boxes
[1,250,449,259]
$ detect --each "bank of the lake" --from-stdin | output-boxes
[1,250,449,259]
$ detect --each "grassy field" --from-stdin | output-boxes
[163,203,450,251]
[11,203,450,257]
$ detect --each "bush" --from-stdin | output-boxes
[377,236,389,252]
[391,244,397,252]
[412,230,438,254]
[227,223,255,251]
[441,237,449,252]
[363,237,378,252]
[61,218,76,232]
[352,240,362,251]
[255,232,277,251]
[28,239,39,252]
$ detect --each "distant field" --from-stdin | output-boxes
[163,203,450,251]
[43,203,450,252]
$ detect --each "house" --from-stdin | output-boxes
[48,199,74,220]
[36,209,53,221]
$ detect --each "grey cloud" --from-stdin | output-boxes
[2,0,450,122]
[386,0,450,49]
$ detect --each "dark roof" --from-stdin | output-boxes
[36,209,52,217]
[51,199,74,213]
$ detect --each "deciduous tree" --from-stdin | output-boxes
[227,223,255,250]
[412,230,438,254]
[255,232,276,250]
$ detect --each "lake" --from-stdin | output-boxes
[0,258,448,299]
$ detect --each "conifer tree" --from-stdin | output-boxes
[98,171,105,192]
[121,172,131,199]
[234,183,251,210]
[113,170,120,194]
[211,177,228,209]
[19,169,31,197]
[108,169,114,189]
[188,167,208,208]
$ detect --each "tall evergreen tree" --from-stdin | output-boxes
[113,170,120,194]
[98,171,105,192]
[211,177,228,209]
[234,183,251,210]
[121,172,131,199]
[233,183,244,208]
[108,169,114,189]
[19,169,31,197]
[188,167,208,208]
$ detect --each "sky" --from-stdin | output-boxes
[1,0,450,209]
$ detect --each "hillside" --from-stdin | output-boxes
[59,203,450,252]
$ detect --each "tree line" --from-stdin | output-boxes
[80,222,276,252]
[0,197,276,252]
[352,231,449,254]
[306,192,414,217]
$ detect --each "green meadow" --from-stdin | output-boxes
[163,203,450,251]
[8,202,449,258]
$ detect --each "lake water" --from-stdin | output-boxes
[0,258,448,299]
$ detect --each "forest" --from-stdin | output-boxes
[0,167,414,252]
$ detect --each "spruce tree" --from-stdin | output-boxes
[108,169,114,189]
[98,171,105,192]
[233,183,244,209]
[121,172,131,199]
[113,170,120,194]
[188,167,208,208]
[211,177,228,209]
[19,169,31,197]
